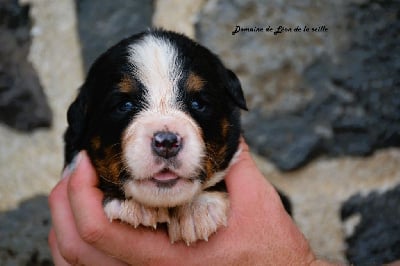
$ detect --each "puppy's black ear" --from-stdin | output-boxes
[225,69,248,111]
[64,86,88,166]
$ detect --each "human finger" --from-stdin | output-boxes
[49,155,127,265]
[48,228,70,266]
[225,138,280,209]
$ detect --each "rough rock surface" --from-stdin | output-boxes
[75,0,153,71]
[196,0,400,170]
[153,0,206,39]
[0,0,52,131]
[341,184,400,265]
[0,196,52,266]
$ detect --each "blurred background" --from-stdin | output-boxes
[0,0,399,264]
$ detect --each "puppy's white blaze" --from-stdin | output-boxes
[124,34,206,207]
[128,35,182,113]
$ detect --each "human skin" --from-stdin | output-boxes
[48,140,334,265]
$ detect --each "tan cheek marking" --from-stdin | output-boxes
[204,158,214,180]
[221,118,230,139]
[204,143,227,180]
[90,136,102,151]
[186,72,205,92]
[93,146,123,185]
[118,75,135,93]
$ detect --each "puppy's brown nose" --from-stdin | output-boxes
[152,131,182,158]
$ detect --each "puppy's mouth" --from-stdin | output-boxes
[150,168,180,188]
[123,161,203,207]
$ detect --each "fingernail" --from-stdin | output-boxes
[62,152,82,179]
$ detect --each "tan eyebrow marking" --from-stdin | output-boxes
[186,72,205,92]
[118,75,136,93]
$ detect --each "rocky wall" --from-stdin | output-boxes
[196,0,400,171]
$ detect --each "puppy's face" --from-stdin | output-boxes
[65,30,247,208]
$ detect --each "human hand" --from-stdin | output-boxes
[48,139,324,265]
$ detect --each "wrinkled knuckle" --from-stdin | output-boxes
[79,221,105,245]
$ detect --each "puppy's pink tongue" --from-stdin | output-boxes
[153,171,178,181]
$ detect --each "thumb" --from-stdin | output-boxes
[225,139,272,193]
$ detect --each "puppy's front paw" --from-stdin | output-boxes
[104,198,170,229]
[168,192,229,245]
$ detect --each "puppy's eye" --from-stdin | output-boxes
[190,100,207,112]
[117,101,135,113]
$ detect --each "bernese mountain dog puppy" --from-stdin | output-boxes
[64,29,248,245]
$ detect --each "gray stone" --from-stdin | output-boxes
[75,0,153,71]
[341,184,400,265]
[244,112,321,170]
[0,0,52,131]
[0,195,52,266]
